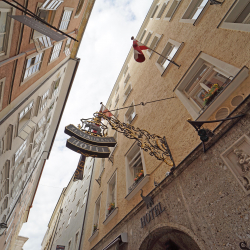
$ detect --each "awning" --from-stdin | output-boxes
[102,233,128,250]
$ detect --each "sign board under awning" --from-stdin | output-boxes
[56,246,65,250]
[9,15,65,41]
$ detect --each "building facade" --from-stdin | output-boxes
[0,0,96,249]
[41,157,95,250]
[75,0,250,250]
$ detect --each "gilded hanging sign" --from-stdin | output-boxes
[65,124,116,147]
[66,137,110,158]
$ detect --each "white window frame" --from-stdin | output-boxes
[124,102,136,124]
[93,194,101,230]
[0,3,16,61]
[115,84,119,95]
[114,95,119,108]
[125,143,149,200]
[59,8,73,31]
[143,31,153,46]
[82,189,88,206]
[151,4,159,18]
[139,29,147,42]
[174,52,248,120]
[123,65,128,76]
[147,33,162,58]
[155,39,183,75]
[18,101,34,132]
[106,171,117,217]
[14,140,27,163]
[123,84,132,105]
[22,52,44,82]
[124,73,130,88]
[219,0,250,32]
[64,38,71,56]
[67,211,72,225]
[180,0,210,25]
[40,0,63,10]
[164,0,182,21]
[49,41,63,63]
[156,1,169,19]
[0,77,6,110]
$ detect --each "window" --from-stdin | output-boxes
[147,34,161,57]
[75,0,85,17]
[219,0,250,32]
[18,101,34,131]
[155,39,182,75]
[164,0,182,21]
[151,4,159,18]
[82,193,87,206]
[106,172,116,217]
[115,84,119,95]
[14,140,27,163]
[34,35,52,53]
[40,0,63,10]
[74,232,79,250]
[143,32,152,45]
[59,9,73,31]
[114,109,118,118]
[139,30,146,42]
[68,241,71,250]
[53,78,61,97]
[124,73,130,88]
[0,77,5,110]
[93,195,101,231]
[125,143,148,198]
[75,200,80,214]
[23,53,43,80]
[174,52,248,120]
[0,6,12,57]
[40,90,49,112]
[37,116,46,130]
[64,38,71,56]
[99,159,105,176]
[34,131,43,147]
[125,103,136,124]
[124,84,132,104]
[114,95,119,108]
[49,42,63,62]
[67,211,72,225]
[123,65,128,76]
[156,1,169,19]
[180,0,209,24]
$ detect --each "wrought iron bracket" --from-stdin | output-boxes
[188,114,245,153]
[209,0,224,5]
[239,241,250,250]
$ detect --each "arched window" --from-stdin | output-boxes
[75,0,85,17]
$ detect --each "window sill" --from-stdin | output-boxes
[20,70,40,86]
[103,207,118,225]
[125,175,150,201]
[127,114,138,125]
[88,229,99,242]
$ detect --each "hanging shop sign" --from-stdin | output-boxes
[56,246,65,250]
[66,137,110,158]
[73,154,86,181]
[10,15,65,41]
[65,124,116,147]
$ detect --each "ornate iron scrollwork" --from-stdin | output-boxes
[240,241,250,250]
[94,112,175,168]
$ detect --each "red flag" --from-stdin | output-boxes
[99,104,112,118]
[132,39,149,63]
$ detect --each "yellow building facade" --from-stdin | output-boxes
[80,0,250,249]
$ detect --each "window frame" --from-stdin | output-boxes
[22,52,44,83]
[180,0,210,25]
[164,0,182,21]
[219,0,250,32]
[124,102,136,124]
[155,39,184,75]
[151,4,159,18]
[147,33,162,58]
[93,194,101,231]
[174,52,248,120]
[106,170,117,218]
[0,77,6,110]
[59,7,73,31]
[49,41,63,63]
[18,101,34,132]
[123,84,132,105]
[143,31,153,46]
[124,73,130,88]
[156,1,169,20]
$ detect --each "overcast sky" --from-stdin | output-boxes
[20,1,153,249]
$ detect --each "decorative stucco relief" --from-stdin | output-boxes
[221,134,250,194]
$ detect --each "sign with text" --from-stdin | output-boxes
[10,15,65,41]
[66,137,110,158]
[65,124,117,147]
[74,154,86,181]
